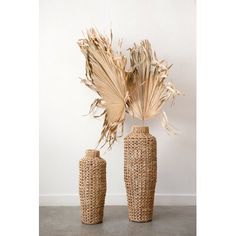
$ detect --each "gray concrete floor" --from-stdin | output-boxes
[40,206,196,236]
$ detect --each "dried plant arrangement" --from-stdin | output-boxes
[78,28,181,148]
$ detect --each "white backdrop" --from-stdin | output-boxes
[39,0,196,205]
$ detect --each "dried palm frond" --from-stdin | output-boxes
[78,29,129,148]
[127,40,181,131]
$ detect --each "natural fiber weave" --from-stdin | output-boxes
[79,149,106,224]
[124,126,157,222]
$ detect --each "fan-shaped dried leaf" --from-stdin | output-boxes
[78,29,129,148]
[127,40,181,131]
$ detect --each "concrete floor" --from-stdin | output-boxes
[39,206,196,236]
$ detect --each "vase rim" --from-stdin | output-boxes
[131,126,149,133]
[85,149,100,157]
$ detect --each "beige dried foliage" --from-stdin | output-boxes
[127,40,181,132]
[78,29,181,148]
[78,29,129,148]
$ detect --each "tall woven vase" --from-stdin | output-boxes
[124,126,157,222]
[79,149,106,224]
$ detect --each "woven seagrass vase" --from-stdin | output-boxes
[124,126,157,222]
[79,149,106,224]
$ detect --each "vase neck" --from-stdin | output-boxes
[85,149,100,158]
[132,126,149,133]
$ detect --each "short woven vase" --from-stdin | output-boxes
[79,149,106,224]
[124,126,157,222]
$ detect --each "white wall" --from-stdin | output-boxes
[39,0,196,205]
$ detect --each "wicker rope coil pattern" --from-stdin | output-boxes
[79,149,106,224]
[124,126,157,222]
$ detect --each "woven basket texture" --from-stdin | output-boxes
[79,149,106,224]
[124,126,157,222]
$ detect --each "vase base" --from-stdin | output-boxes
[81,221,103,225]
[129,219,152,223]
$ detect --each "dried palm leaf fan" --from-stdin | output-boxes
[127,40,181,129]
[78,29,129,148]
